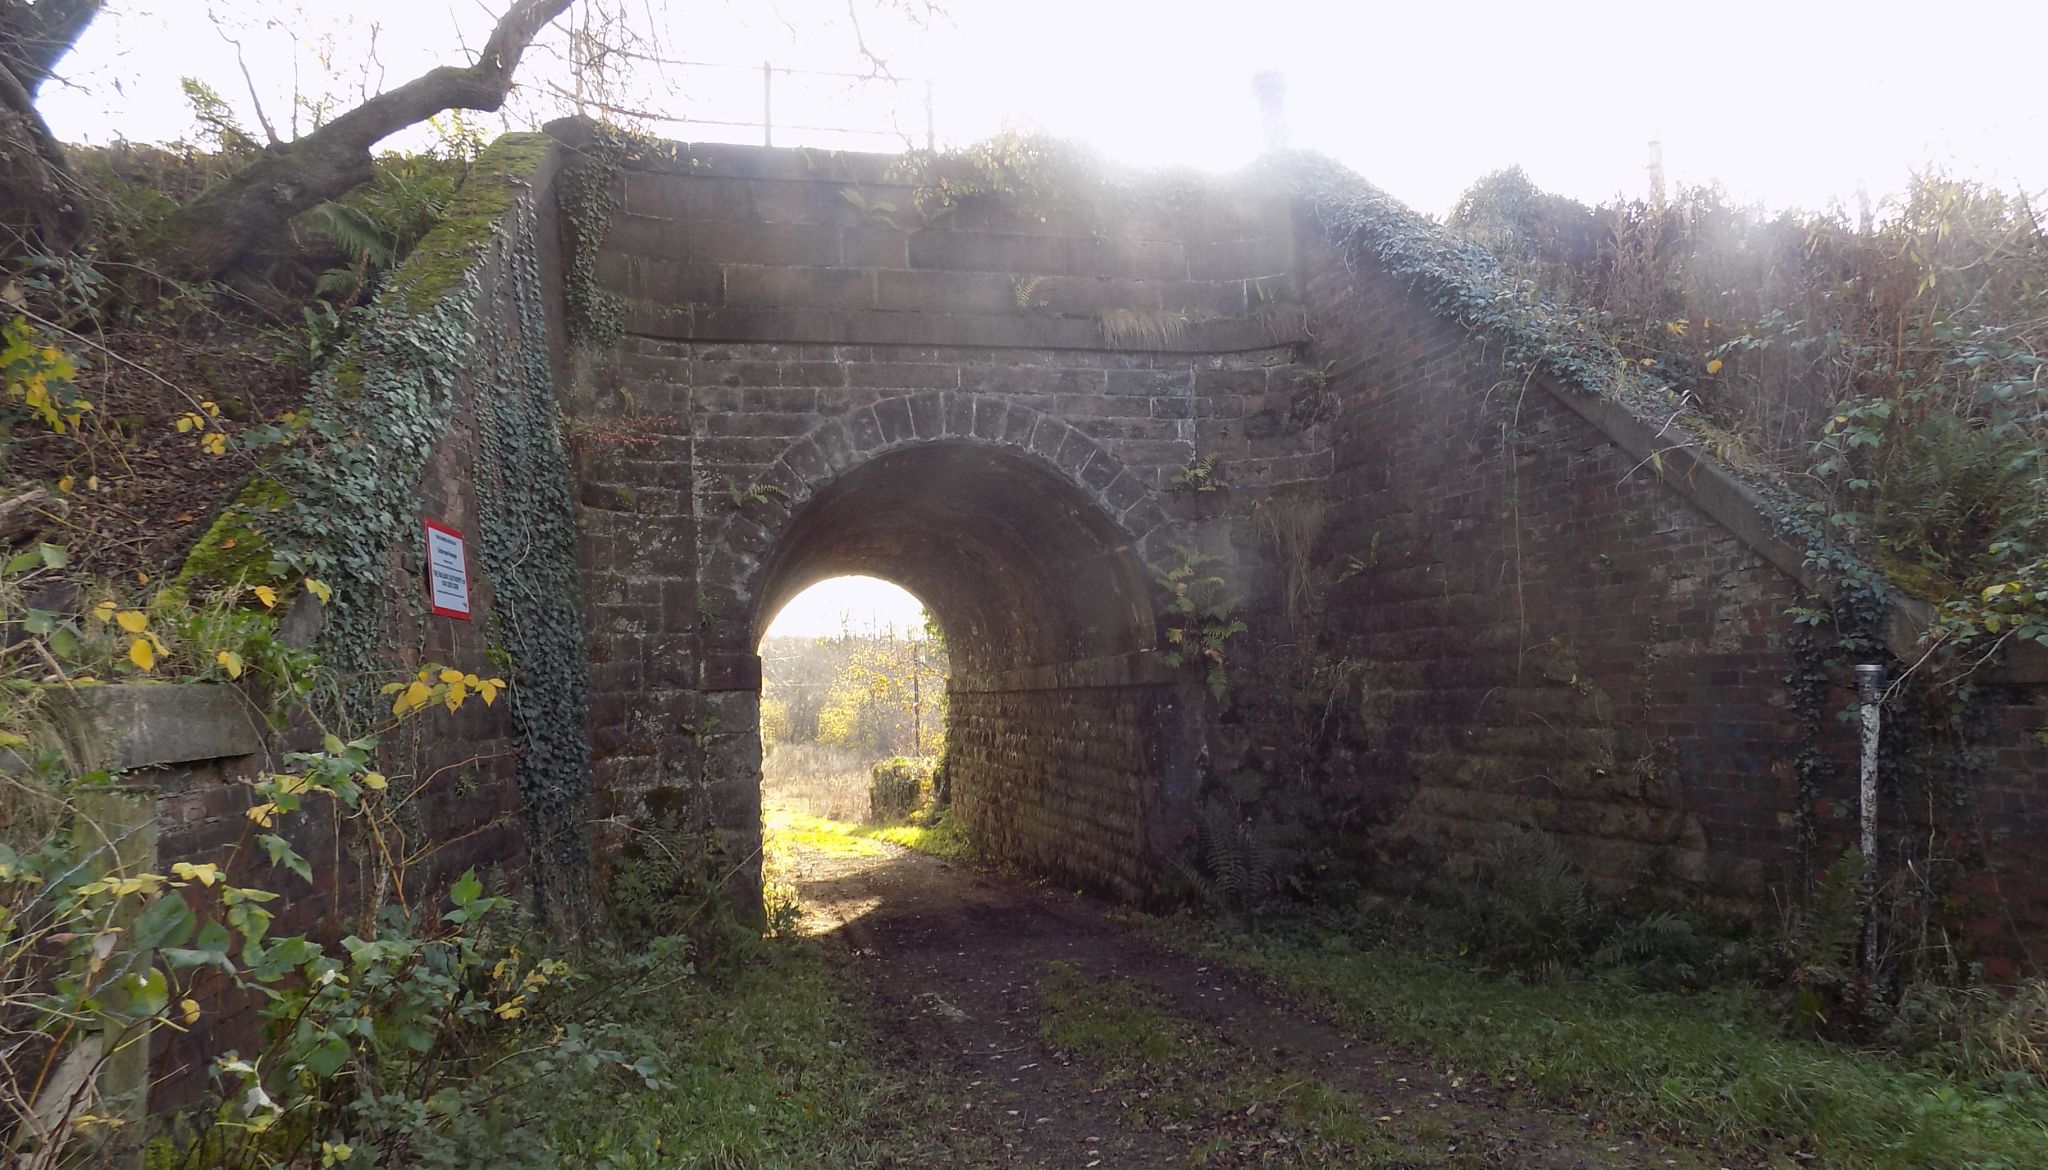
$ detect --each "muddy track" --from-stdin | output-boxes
[785,836,1719,1170]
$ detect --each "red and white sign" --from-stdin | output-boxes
[424,520,472,620]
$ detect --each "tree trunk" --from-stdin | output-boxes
[0,0,103,264]
[147,0,572,285]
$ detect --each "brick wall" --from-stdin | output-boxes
[147,148,577,1102]
[1294,206,2048,966]
[1295,224,1813,905]
[565,143,1328,897]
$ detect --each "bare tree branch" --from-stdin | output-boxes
[147,0,574,285]
[212,21,282,147]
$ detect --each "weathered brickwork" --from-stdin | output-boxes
[148,130,2036,990]
[949,679,1199,901]
[146,202,566,1101]
[566,140,2048,966]
[1293,215,2048,965]
[1296,231,1812,903]
[561,143,1332,896]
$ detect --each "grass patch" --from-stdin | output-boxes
[1033,961,1529,1168]
[866,817,977,862]
[764,807,892,858]
[764,807,979,863]
[1145,917,2048,1170]
[544,934,968,1168]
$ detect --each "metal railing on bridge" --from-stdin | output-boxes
[563,53,938,153]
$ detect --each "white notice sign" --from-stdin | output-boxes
[424,520,471,619]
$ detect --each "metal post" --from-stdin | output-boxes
[78,785,157,1170]
[762,61,773,147]
[1854,663,1884,970]
[923,79,935,151]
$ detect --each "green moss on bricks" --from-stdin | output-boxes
[386,132,556,312]
[177,477,293,586]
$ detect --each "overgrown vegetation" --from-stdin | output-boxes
[1036,960,1566,1168]
[1445,165,2048,668]
[1154,913,2048,1170]
[1146,821,2048,1170]
[1152,545,1246,699]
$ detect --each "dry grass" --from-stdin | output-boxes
[761,743,872,821]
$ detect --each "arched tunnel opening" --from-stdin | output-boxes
[752,442,1158,676]
[735,440,1201,902]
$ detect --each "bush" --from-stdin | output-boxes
[867,755,939,823]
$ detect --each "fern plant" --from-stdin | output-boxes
[1173,803,1288,925]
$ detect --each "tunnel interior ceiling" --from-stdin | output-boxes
[753,443,1156,675]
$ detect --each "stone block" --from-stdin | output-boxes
[39,684,264,773]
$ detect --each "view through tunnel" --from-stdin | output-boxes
[731,440,1205,904]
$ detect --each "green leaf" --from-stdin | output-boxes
[450,870,483,908]
[303,1036,350,1078]
[132,891,196,950]
[258,834,314,882]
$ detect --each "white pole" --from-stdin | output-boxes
[1855,663,1884,969]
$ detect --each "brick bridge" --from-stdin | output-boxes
[349,126,2045,961]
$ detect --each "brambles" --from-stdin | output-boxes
[1152,545,1245,699]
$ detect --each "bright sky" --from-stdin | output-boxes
[40,1,2047,217]
[762,576,928,639]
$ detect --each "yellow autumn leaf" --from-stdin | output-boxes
[252,585,278,609]
[216,649,244,679]
[476,678,504,706]
[128,637,155,672]
[56,474,74,493]
[438,668,464,684]
[444,679,468,712]
[1706,358,1724,375]
[392,679,433,716]
[180,998,202,1026]
[246,802,277,827]
[171,861,222,887]
[175,414,197,433]
[303,578,332,604]
[114,610,148,634]
[361,771,388,791]
[200,432,227,456]
[90,600,116,624]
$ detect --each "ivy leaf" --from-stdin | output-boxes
[258,834,313,883]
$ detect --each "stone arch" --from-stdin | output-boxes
[700,391,1171,663]
[706,400,1199,902]
[750,439,1157,674]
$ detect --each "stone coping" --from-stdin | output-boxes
[30,683,264,774]
[1539,377,2048,685]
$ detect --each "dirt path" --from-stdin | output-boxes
[782,832,1720,1170]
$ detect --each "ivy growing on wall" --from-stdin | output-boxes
[207,133,593,908]
[559,127,631,348]
[471,197,594,915]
